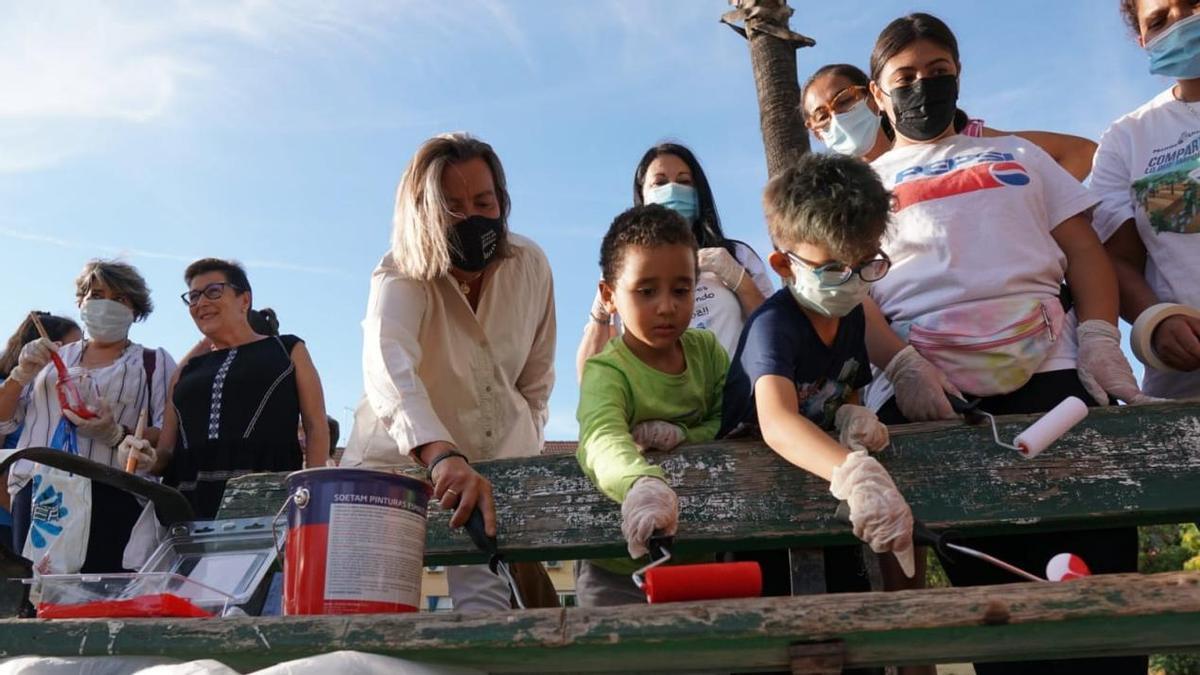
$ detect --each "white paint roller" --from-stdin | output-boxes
[1131,302,1200,373]
[980,396,1089,459]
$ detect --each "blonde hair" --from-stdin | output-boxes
[390,132,511,280]
[75,259,153,320]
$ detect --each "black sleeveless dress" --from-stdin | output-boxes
[167,335,304,518]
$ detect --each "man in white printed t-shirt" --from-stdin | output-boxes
[1092,85,1200,400]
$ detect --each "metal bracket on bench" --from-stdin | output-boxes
[789,640,845,674]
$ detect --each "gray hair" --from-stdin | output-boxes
[75,259,153,321]
[763,153,891,262]
[390,132,511,280]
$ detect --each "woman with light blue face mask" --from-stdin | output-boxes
[800,63,1100,182]
[575,142,776,379]
[0,259,177,573]
[1089,0,1200,399]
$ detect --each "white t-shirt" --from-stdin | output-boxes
[1091,87,1200,399]
[866,134,1096,409]
[691,241,774,355]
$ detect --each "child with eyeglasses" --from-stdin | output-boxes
[719,152,915,595]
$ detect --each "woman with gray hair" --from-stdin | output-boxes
[344,132,556,612]
[0,259,175,572]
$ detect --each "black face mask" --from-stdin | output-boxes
[887,74,959,142]
[450,215,503,272]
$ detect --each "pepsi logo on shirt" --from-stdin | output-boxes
[890,151,1031,212]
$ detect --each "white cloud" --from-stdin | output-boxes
[0,0,537,172]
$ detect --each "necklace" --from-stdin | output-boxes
[459,280,472,296]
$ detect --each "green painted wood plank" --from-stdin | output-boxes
[218,402,1200,564]
[0,572,1196,671]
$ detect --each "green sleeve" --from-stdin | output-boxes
[576,360,666,503]
[683,332,729,444]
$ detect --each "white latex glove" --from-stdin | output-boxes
[620,477,679,559]
[8,338,56,385]
[830,450,915,578]
[834,404,889,452]
[62,400,123,446]
[589,288,610,324]
[885,345,962,422]
[118,435,157,473]
[1076,320,1159,405]
[631,420,686,452]
[698,247,747,291]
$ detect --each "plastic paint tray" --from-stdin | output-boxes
[139,517,278,606]
[36,572,232,617]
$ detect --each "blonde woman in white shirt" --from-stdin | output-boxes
[0,260,175,572]
[344,133,556,612]
[1092,0,1200,399]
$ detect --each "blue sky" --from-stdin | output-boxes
[0,1,1165,442]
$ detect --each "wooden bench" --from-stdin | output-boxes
[1,401,1199,672]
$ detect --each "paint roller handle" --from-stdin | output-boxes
[947,395,986,426]
[834,500,947,554]
[465,506,498,558]
[647,533,673,563]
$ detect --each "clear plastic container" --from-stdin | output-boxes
[35,572,234,618]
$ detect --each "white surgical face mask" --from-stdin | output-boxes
[80,298,134,343]
[785,265,870,318]
[824,99,882,158]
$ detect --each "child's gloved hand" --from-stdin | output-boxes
[834,404,889,452]
[631,420,685,452]
[118,435,157,473]
[1076,319,1159,405]
[9,338,56,385]
[589,288,611,325]
[885,345,961,421]
[830,450,915,578]
[621,477,678,559]
[698,247,747,291]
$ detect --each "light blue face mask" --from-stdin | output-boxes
[1148,13,1200,79]
[824,99,883,158]
[646,182,699,224]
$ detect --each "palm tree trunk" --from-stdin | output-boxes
[722,0,815,178]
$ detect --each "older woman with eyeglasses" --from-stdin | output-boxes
[119,258,329,518]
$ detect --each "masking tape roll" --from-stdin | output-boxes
[1014,396,1088,459]
[1131,303,1200,373]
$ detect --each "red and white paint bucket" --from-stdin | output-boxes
[281,468,432,615]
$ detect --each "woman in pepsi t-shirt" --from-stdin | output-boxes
[860,12,1148,675]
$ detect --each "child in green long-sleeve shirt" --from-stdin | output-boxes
[575,204,728,607]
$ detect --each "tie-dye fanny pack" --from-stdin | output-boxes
[901,296,1064,396]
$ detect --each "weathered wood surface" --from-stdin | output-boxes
[1,572,1196,671]
[221,402,1200,565]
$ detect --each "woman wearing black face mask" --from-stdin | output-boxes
[343,132,557,613]
[860,13,1148,675]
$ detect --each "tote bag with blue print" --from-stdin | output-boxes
[22,418,91,574]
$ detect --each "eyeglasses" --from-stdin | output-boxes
[181,282,241,306]
[783,250,891,287]
[805,85,869,132]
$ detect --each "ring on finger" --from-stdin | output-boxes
[444,488,459,497]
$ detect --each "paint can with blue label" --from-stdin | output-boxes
[281,468,432,615]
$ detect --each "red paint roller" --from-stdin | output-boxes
[914,520,1090,583]
[631,536,762,604]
